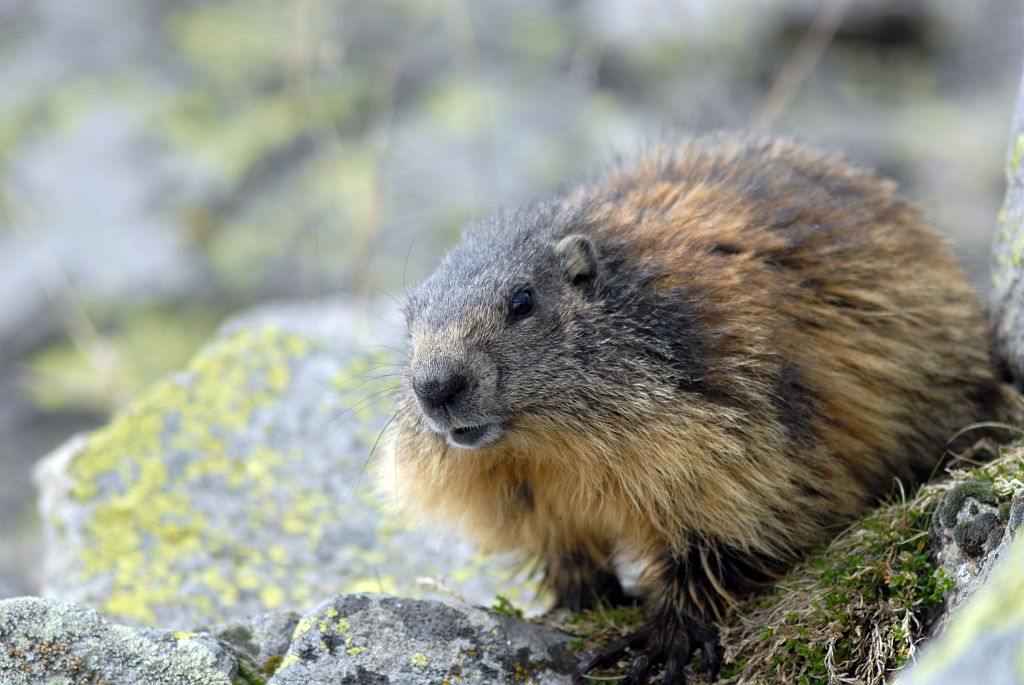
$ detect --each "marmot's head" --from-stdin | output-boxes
[401,203,608,450]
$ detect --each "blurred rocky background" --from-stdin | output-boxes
[1,0,1020,600]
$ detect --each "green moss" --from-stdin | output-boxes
[490,595,524,619]
[259,655,283,678]
[565,638,585,652]
[744,505,954,683]
[718,449,1024,684]
[547,600,645,665]
[940,481,997,528]
[718,655,748,680]
[818,509,950,609]
[233,658,269,685]
[952,512,1002,556]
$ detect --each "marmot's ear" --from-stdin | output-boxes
[554,234,598,287]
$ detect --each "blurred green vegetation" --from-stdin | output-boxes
[24,302,227,413]
[0,0,1018,436]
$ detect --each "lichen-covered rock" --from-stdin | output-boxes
[35,298,535,628]
[268,594,578,685]
[0,596,237,685]
[898,529,1024,685]
[0,594,577,685]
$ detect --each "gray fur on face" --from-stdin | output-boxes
[402,200,635,448]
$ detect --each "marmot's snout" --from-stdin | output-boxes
[413,367,468,414]
[410,349,502,449]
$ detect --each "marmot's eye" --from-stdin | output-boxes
[509,289,534,319]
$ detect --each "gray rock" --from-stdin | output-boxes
[898,530,1024,685]
[212,609,300,674]
[930,482,1024,626]
[991,50,1024,389]
[35,299,536,628]
[269,594,578,685]
[0,596,237,685]
[0,594,578,685]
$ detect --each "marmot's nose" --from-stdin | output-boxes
[412,369,470,414]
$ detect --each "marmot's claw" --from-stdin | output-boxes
[698,631,724,681]
[576,618,723,685]
[622,653,653,684]
[577,627,649,675]
[578,640,672,685]
[661,648,686,685]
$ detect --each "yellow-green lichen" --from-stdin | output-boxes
[410,652,429,668]
[278,487,335,545]
[236,567,261,590]
[330,348,400,396]
[267,544,289,564]
[344,575,399,595]
[64,326,320,625]
[1011,133,1024,173]
[292,616,316,639]
[260,585,286,610]
[330,616,351,636]
[54,321,406,626]
[277,654,300,670]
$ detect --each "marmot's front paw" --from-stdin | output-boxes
[576,617,722,685]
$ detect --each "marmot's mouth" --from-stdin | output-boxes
[447,423,500,449]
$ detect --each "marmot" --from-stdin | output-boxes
[381,134,1002,684]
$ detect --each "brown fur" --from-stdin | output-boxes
[380,135,1001,682]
